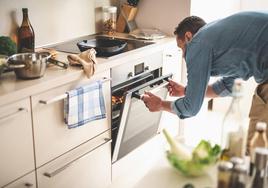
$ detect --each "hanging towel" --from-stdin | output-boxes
[64,80,106,129]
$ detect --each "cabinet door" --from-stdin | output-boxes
[163,41,182,82]
[159,42,183,135]
[31,70,111,167]
[3,172,36,188]
[37,131,112,188]
[0,98,35,187]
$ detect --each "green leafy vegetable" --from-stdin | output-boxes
[0,36,17,56]
[163,129,221,177]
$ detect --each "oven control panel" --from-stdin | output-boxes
[111,51,163,86]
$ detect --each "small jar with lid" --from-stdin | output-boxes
[102,6,117,35]
[217,161,233,188]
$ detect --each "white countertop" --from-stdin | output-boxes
[108,133,218,188]
[134,158,217,188]
[0,34,176,107]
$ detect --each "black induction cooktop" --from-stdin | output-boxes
[47,35,154,58]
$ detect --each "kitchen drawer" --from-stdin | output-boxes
[31,70,111,167]
[3,172,36,188]
[0,98,35,187]
[37,130,112,188]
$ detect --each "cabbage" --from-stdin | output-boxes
[163,129,221,177]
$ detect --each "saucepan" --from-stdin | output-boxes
[7,52,51,79]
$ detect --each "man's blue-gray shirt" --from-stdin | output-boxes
[172,11,268,119]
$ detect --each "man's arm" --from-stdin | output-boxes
[206,85,220,98]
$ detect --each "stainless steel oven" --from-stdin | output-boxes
[111,53,172,162]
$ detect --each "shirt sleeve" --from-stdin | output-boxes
[211,77,237,97]
[172,40,212,119]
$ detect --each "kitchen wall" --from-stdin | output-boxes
[0,0,115,47]
[117,0,191,36]
[135,0,191,36]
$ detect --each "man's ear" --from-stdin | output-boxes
[185,31,193,42]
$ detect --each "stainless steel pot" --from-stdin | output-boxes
[7,52,51,79]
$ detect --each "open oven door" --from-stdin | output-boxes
[112,73,172,163]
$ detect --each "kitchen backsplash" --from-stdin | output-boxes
[0,0,115,47]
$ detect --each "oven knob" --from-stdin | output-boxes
[127,72,133,78]
[145,66,149,71]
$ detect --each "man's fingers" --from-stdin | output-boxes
[168,79,176,85]
[144,91,154,96]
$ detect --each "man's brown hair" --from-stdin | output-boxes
[174,16,206,38]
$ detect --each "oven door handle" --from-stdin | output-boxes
[131,73,172,100]
[132,81,169,100]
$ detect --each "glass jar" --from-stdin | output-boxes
[102,6,117,35]
[217,161,233,188]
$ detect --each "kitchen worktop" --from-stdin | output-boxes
[105,132,217,188]
[0,34,176,107]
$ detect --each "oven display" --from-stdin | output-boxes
[134,63,144,76]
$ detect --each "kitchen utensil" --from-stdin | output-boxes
[48,58,69,69]
[7,52,51,79]
[77,38,127,56]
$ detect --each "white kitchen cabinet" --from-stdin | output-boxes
[37,130,112,188]
[0,98,35,187]
[159,41,183,136]
[31,70,111,167]
[3,172,36,188]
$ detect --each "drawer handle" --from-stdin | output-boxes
[0,108,28,122]
[43,138,112,178]
[24,183,33,187]
[166,54,172,57]
[39,77,111,105]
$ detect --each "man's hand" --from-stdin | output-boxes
[168,79,185,97]
[142,91,163,112]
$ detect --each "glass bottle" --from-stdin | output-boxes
[18,8,35,53]
[250,147,268,188]
[220,79,247,160]
[102,6,117,35]
[249,122,268,176]
[217,161,233,188]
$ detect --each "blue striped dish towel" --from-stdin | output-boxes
[64,80,106,129]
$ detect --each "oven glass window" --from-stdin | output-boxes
[117,85,168,160]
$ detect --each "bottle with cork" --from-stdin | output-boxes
[18,8,35,53]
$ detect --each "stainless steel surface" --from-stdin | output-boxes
[48,58,69,69]
[112,73,172,162]
[111,51,163,86]
[39,77,111,104]
[7,52,51,79]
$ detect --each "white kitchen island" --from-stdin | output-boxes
[107,134,217,188]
